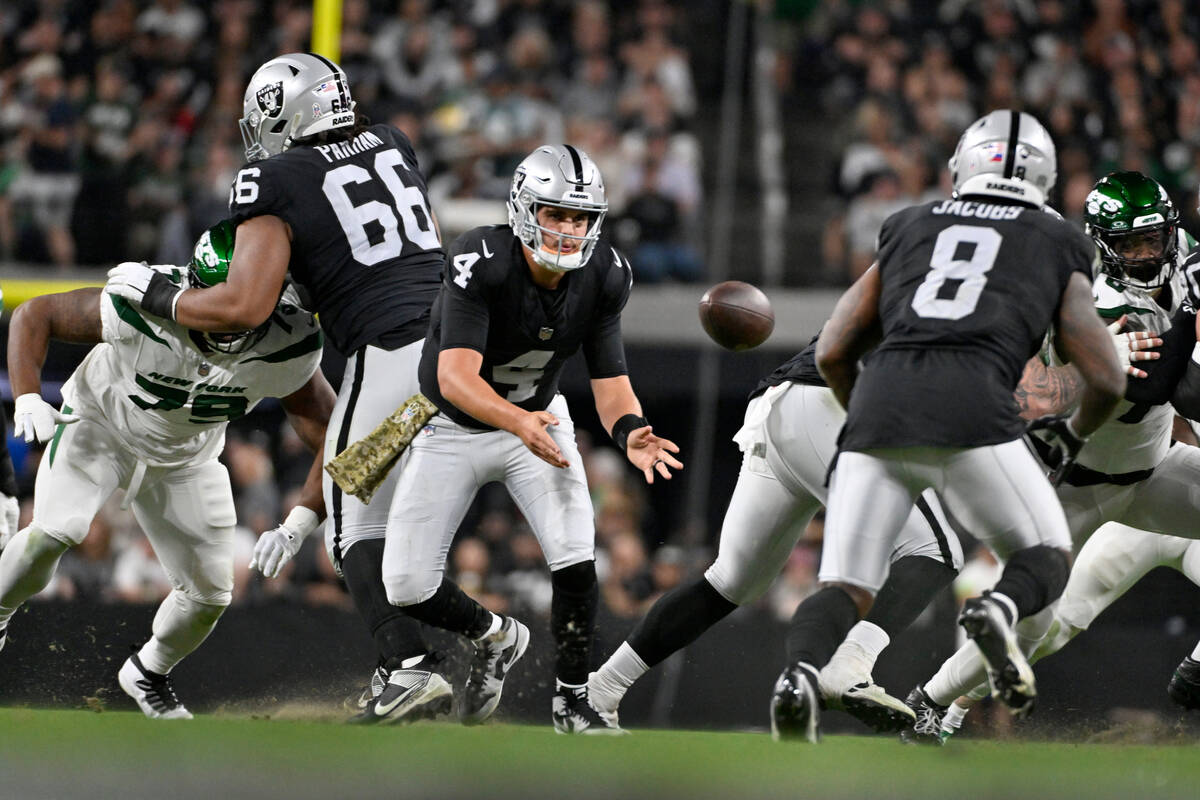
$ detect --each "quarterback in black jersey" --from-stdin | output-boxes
[382,145,680,734]
[768,111,1126,741]
[106,53,448,722]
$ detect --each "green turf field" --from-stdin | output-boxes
[1,708,1197,800]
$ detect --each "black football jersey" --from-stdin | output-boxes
[840,197,1097,450]
[226,124,444,355]
[749,335,826,399]
[420,225,633,430]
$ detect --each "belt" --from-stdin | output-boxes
[1028,435,1153,488]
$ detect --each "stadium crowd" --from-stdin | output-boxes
[0,0,705,283]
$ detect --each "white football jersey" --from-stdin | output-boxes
[62,271,323,468]
[1065,228,1196,474]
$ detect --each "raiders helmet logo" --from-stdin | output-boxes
[256,82,284,118]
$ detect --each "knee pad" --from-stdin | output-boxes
[160,589,228,629]
[384,570,442,607]
[551,559,596,594]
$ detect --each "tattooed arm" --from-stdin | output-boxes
[816,263,884,409]
[1013,358,1085,421]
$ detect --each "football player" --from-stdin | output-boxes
[0,286,19,549]
[380,144,681,734]
[587,338,967,737]
[105,53,449,721]
[0,221,334,718]
[906,172,1200,741]
[770,110,1126,742]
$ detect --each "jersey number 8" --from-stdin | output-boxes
[911,225,1002,321]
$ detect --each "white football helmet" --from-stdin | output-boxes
[507,144,608,272]
[239,52,357,162]
[949,110,1057,207]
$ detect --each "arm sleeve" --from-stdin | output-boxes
[438,236,492,353]
[583,247,633,378]
[1124,305,1197,406]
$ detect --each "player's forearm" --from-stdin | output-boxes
[6,300,52,397]
[441,370,527,433]
[295,448,327,520]
[174,284,273,332]
[1013,358,1083,420]
[591,375,642,434]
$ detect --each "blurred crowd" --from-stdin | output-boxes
[0,0,705,283]
[782,0,1200,282]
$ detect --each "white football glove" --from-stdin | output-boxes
[105,261,185,320]
[0,494,19,551]
[13,393,79,444]
[250,506,321,579]
[1107,317,1161,379]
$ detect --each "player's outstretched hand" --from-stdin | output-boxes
[1026,414,1086,487]
[1106,314,1161,379]
[516,410,569,468]
[13,393,79,444]
[0,494,19,551]
[105,261,184,320]
[249,507,320,579]
[625,426,683,484]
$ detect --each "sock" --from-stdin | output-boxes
[341,539,428,663]
[990,545,1070,619]
[627,576,737,667]
[865,555,957,638]
[550,561,599,685]
[925,643,988,707]
[402,577,493,639]
[942,700,969,733]
[589,641,650,713]
[785,586,860,669]
[0,527,69,628]
[137,590,226,675]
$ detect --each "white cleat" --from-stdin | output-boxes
[461,616,530,724]
[118,654,193,720]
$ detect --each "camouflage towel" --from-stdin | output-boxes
[324,393,438,504]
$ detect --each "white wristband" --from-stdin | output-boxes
[169,289,184,321]
[282,505,321,539]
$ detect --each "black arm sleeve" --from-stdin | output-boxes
[1124,305,1197,406]
[0,403,17,497]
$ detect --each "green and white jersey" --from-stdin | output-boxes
[63,269,323,468]
[1067,227,1197,474]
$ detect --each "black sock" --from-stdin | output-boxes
[400,577,493,639]
[865,556,957,639]
[550,561,599,685]
[785,586,860,668]
[991,544,1070,619]
[628,576,737,667]
[340,538,427,664]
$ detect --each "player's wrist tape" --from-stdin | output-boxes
[611,413,649,452]
[141,272,185,321]
[282,505,321,539]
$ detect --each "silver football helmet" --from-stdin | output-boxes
[239,52,357,162]
[507,144,608,272]
[948,110,1057,207]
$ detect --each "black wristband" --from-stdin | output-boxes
[611,413,649,452]
[142,271,182,320]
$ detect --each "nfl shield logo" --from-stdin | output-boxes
[539,327,554,340]
[256,82,284,118]
[198,362,212,377]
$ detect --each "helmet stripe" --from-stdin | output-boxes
[1003,109,1020,180]
[563,144,585,191]
[306,51,350,111]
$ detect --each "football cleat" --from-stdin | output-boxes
[958,594,1036,717]
[461,616,530,724]
[118,654,193,720]
[347,664,389,712]
[900,685,948,745]
[832,681,917,733]
[552,682,627,735]
[1167,656,1200,711]
[351,654,453,725]
[770,664,821,743]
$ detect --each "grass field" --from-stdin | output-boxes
[1,708,1198,800]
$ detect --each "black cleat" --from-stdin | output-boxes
[118,653,192,720]
[1168,656,1200,711]
[770,664,820,743]
[552,682,627,735]
[900,685,948,745]
[461,616,530,724]
[959,594,1035,717]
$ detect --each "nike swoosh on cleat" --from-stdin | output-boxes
[374,692,409,715]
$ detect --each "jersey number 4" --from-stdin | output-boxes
[911,225,1002,320]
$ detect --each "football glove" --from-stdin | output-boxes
[250,506,321,579]
[0,494,19,551]
[1026,414,1086,487]
[106,261,185,320]
[13,393,79,444]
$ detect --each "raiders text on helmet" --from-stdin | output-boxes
[507,144,608,272]
[239,52,356,162]
[949,110,1057,207]
[1084,171,1179,292]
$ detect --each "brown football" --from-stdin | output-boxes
[698,281,775,351]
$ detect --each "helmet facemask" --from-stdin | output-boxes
[518,200,606,272]
[1092,223,1178,291]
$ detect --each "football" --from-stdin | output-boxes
[698,281,775,351]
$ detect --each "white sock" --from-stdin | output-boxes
[475,613,502,641]
[137,590,226,675]
[942,700,969,732]
[819,622,890,695]
[1191,639,1200,662]
[843,620,890,663]
[588,642,649,713]
[925,643,988,707]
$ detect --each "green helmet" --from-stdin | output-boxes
[187,219,268,354]
[1083,171,1179,291]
